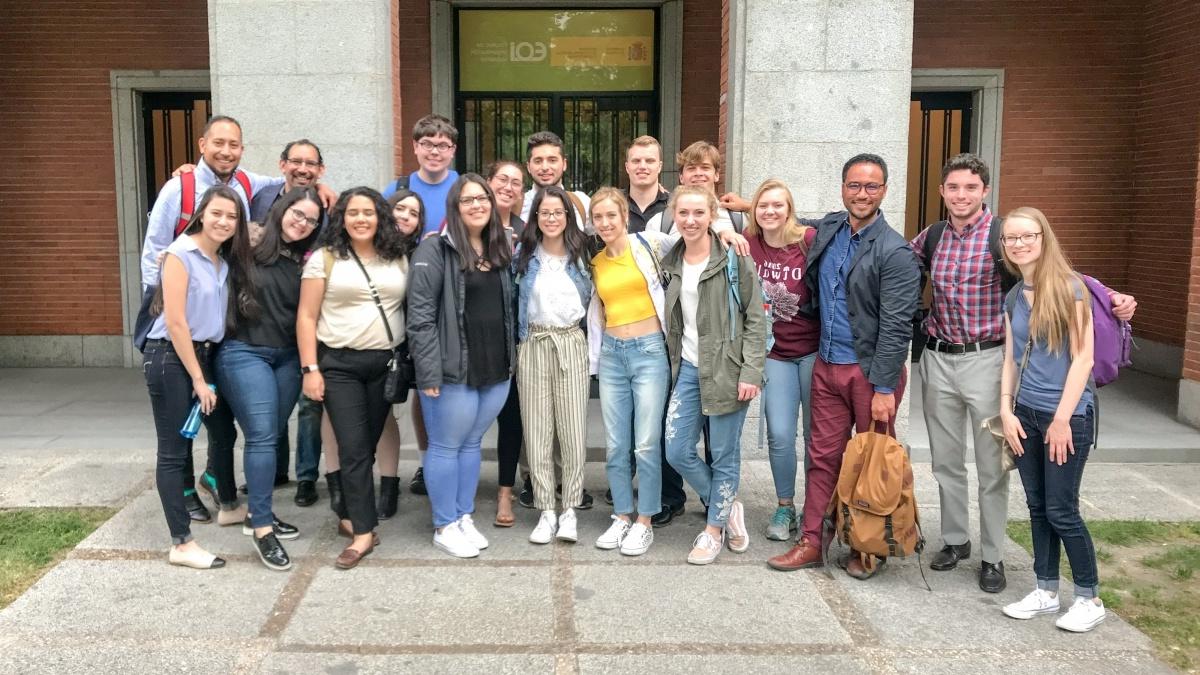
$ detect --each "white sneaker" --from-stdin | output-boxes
[434,523,480,558]
[1002,588,1060,620]
[530,510,557,544]
[457,514,488,550]
[556,508,578,543]
[687,530,723,565]
[1056,597,1106,633]
[726,500,750,553]
[596,516,631,550]
[619,522,653,556]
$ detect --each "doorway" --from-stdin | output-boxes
[905,91,973,238]
[454,8,658,194]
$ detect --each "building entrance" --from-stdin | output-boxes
[454,9,657,194]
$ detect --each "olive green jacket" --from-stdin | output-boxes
[661,231,768,416]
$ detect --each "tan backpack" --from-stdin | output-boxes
[822,426,928,583]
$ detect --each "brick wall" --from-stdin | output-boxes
[914,1,1141,297]
[681,0,723,179]
[395,0,431,175]
[0,1,209,336]
[1133,0,1200,349]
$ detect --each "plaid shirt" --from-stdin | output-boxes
[911,208,1005,343]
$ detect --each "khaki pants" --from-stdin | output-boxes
[518,325,589,512]
[921,347,1009,564]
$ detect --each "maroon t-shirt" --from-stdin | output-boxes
[748,228,820,360]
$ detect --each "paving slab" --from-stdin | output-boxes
[889,653,1175,675]
[369,495,555,562]
[835,558,1154,652]
[0,636,245,675]
[258,652,557,674]
[0,559,289,640]
[572,565,851,646]
[281,566,555,647]
[0,458,149,507]
[577,654,872,673]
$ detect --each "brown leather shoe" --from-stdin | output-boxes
[767,538,823,571]
[335,534,379,570]
[845,550,885,580]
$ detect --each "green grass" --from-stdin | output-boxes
[1007,519,1200,671]
[0,508,114,608]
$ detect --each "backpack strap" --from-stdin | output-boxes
[323,247,335,281]
[176,172,197,236]
[660,209,674,235]
[920,221,948,274]
[233,169,254,202]
[729,210,744,234]
[387,175,410,195]
[988,216,1020,294]
[633,233,668,287]
[565,191,588,227]
[725,246,743,341]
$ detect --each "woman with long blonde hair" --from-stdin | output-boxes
[744,179,820,542]
[997,206,1103,633]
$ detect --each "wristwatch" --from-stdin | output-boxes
[302,364,320,374]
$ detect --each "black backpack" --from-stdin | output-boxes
[911,216,1019,361]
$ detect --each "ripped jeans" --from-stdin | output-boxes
[664,360,749,528]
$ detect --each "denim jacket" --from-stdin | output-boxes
[515,246,593,341]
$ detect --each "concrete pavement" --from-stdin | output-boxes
[0,367,1192,673]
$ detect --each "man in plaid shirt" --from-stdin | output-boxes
[912,153,1137,594]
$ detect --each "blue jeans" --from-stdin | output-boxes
[1013,403,1099,599]
[665,360,749,527]
[215,339,301,529]
[294,395,323,482]
[420,381,511,528]
[599,333,670,518]
[763,353,815,500]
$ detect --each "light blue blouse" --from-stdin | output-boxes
[147,235,229,343]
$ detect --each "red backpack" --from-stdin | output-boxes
[176,170,253,235]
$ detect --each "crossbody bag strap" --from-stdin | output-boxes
[1010,332,1034,412]
[348,250,395,346]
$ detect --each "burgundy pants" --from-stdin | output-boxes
[799,357,907,543]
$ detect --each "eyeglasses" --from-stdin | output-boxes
[537,209,566,220]
[1001,232,1042,247]
[418,140,454,153]
[458,194,490,206]
[844,182,885,195]
[288,208,319,228]
[491,177,522,189]
[285,158,321,169]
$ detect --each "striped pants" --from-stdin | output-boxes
[517,324,589,512]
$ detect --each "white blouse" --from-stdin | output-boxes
[528,247,586,327]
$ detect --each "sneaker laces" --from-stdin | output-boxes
[770,506,793,527]
[693,531,719,551]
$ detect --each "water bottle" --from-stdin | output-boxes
[180,384,217,439]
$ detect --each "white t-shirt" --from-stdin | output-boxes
[681,258,705,365]
[528,248,585,327]
[301,248,407,350]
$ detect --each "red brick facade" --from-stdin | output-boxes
[395,0,432,175]
[0,1,209,336]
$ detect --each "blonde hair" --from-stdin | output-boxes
[675,140,722,174]
[626,135,662,159]
[668,185,718,222]
[1000,207,1090,354]
[590,186,630,229]
[745,178,810,246]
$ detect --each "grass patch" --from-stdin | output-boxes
[1007,520,1200,671]
[0,507,114,608]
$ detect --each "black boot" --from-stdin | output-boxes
[377,476,400,520]
[325,471,347,520]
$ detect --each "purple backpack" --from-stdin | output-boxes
[1080,274,1133,387]
[1004,274,1133,387]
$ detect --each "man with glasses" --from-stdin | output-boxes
[910,153,1136,594]
[767,153,921,579]
[250,139,326,223]
[383,114,460,237]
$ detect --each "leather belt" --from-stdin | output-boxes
[143,338,218,351]
[925,337,1003,354]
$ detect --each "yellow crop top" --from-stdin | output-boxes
[592,245,657,327]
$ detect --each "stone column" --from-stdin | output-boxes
[207,0,395,190]
[725,0,916,439]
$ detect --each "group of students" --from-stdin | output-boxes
[140,113,1134,635]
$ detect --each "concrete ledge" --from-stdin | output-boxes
[0,335,125,367]
[1179,378,1200,429]
[1132,337,1182,379]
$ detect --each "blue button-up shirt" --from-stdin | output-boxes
[140,158,281,288]
[817,215,893,393]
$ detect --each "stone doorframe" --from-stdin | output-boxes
[110,70,211,368]
[429,0,684,174]
[911,68,1006,211]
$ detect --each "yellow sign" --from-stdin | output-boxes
[458,10,656,92]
